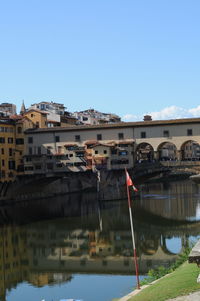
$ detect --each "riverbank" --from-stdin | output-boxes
[115,261,200,301]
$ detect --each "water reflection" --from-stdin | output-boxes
[138,180,200,221]
[0,180,200,301]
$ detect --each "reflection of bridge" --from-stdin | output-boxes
[0,211,198,300]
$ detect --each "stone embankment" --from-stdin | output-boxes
[0,160,199,203]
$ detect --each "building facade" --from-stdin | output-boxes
[23,117,200,176]
[73,109,121,125]
[0,103,16,116]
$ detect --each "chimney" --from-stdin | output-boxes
[143,115,152,121]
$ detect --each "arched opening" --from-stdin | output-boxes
[180,140,200,161]
[140,238,159,255]
[157,142,177,161]
[162,237,182,255]
[135,143,154,163]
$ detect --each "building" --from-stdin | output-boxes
[73,109,121,125]
[22,117,200,176]
[0,103,16,116]
[23,123,135,174]
[29,101,77,127]
[24,109,48,128]
[0,119,17,182]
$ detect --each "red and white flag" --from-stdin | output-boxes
[125,169,138,192]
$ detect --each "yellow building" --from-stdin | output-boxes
[0,119,16,182]
[0,110,48,182]
[24,109,48,128]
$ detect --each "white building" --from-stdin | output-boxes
[73,109,121,125]
[0,103,16,116]
[30,101,66,123]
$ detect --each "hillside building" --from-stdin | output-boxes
[0,103,16,116]
[73,109,121,125]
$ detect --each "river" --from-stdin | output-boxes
[0,179,200,301]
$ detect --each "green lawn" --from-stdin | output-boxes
[128,262,200,301]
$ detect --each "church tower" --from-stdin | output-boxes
[20,100,26,115]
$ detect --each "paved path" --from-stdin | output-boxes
[166,291,200,301]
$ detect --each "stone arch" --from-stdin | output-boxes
[157,142,177,161]
[180,140,200,161]
[135,143,154,162]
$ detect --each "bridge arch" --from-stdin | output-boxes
[135,143,154,162]
[157,142,177,161]
[140,238,159,255]
[180,140,200,161]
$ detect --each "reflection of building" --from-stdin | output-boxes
[0,208,197,299]
[138,181,198,221]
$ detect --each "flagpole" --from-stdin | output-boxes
[125,170,140,290]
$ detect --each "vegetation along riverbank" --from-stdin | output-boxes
[114,247,200,301]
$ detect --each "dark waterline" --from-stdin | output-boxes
[1,179,200,301]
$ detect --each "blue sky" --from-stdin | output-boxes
[0,0,200,120]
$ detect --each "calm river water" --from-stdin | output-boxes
[1,179,200,301]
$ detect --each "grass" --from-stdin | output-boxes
[128,261,200,301]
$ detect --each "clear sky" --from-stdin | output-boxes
[1,0,200,120]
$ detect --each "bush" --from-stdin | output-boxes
[140,246,192,286]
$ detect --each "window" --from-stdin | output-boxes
[76,152,84,157]
[8,161,15,170]
[163,130,169,137]
[2,160,4,167]
[9,148,13,156]
[29,147,32,155]
[38,147,41,155]
[119,151,128,156]
[17,127,22,134]
[28,137,33,144]
[46,163,53,170]
[95,150,98,154]
[97,134,102,140]
[47,147,52,155]
[104,150,107,154]
[55,136,60,142]
[75,135,80,142]
[57,146,62,154]
[26,157,32,162]
[31,114,34,118]
[8,137,13,143]
[111,149,117,155]
[0,137,5,143]
[36,122,39,128]
[1,148,4,155]
[35,165,41,170]
[141,132,146,138]
[187,129,193,136]
[16,138,24,145]
[118,133,124,140]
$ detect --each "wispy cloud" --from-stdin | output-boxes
[122,105,200,121]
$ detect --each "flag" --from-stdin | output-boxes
[125,169,138,192]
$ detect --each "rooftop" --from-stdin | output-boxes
[24,117,200,134]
